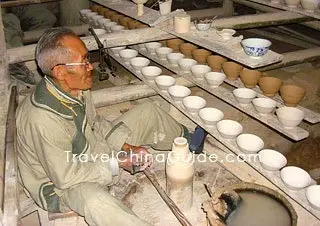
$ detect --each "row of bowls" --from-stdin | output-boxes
[113,46,319,210]
[272,0,319,12]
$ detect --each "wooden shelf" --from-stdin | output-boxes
[245,0,320,20]
[109,50,320,221]
[160,24,283,69]
[131,45,309,141]
[225,79,320,124]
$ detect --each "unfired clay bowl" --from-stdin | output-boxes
[276,106,305,129]
[155,47,173,60]
[145,42,162,55]
[199,107,224,126]
[306,185,320,210]
[191,65,211,80]
[204,72,226,87]
[258,149,287,171]
[141,66,162,81]
[252,97,277,115]
[222,61,244,81]
[119,49,138,64]
[217,120,243,139]
[180,43,198,59]
[167,53,185,66]
[130,57,150,72]
[233,88,257,106]
[192,49,212,64]
[155,75,176,91]
[280,84,306,107]
[166,38,185,52]
[236,133,264,154]
[178,58,198,72]
[240,68,262,88]
[168,85,191,102]
[182,96,207,114]
[207,55,227,72]
[110,46,127,56]
[258,76,282,97]
[281,166,311,190]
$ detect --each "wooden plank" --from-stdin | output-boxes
[3,86,19,226]
[0,0,60,8]
[0,10,10,86]
[211,11,312,29]
[244,0,320,19]
[109,50,320,220]
[158,22,283,68]
[133,46,309,141]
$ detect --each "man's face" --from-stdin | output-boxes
[57,36,93,92]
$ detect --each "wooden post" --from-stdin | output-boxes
[59,0,89,26]
[0,9,10,86]
[223,0,234,16]
[0,0,60,8]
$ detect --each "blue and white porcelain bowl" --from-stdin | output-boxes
[241,38,272,59]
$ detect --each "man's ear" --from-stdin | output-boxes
[51,66,65,81]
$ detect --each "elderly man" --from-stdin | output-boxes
[16,27,207,225]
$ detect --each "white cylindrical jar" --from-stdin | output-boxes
[174,14,191,34]
[166,137,195,210]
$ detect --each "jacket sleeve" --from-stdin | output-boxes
[29,112,116,190]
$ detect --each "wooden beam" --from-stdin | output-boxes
[0,9,10,86]
[8,27,175,64]
[230,0,320,31]
[186,8,225,20]
[223,0,234,16]
[22,24,90,44]
[212,11,313,29]
[0,0,60,8]
[260,47,320,71]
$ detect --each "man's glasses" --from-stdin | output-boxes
[51,58,91,70]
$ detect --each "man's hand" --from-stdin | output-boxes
[118,145,152,174]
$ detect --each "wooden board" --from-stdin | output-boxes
[131,45,309,141]
[159,23,283,68]
[108,50,320,220]
[245,0,320,19]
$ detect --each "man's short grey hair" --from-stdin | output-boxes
[35,27,79,76]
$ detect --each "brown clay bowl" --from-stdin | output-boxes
[240,68,262,88]
[97,7,107,15]
[167,38,185,52]
[137,23,149,29]
[258,77,282,97]
[159,40,167,47]
[192,49,212,64]
[207,55,227,72]
[222,61,244,80]
[128,20,139,29]
[106,11,118,19]
[119,17,132,28]
[91,5,100,12]
[180,43,198,58]
[280,84,306,107]
[111,14,123,23]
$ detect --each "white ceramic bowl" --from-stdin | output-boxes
[155,75,176,91]
[141,66,162,81]
[138,43,146,51]
[167,53,185,66]
[168,85,191,102]
[87,12,98,22]
[111,25,125,32]
[191,65,211,80]
[183,96,207,114]
[306,185,320,210]
[252,98,277,115]
[301,0,319,11]
[93,28,107,35]
[236,133,264,154]
[217,120,243,139]
[99,18,111,28]
[199,107,224,126]
[119,49,138,64]
[217,29,236,40]
[281,166,312,190]
[145,42,162,55]
[104,21,118,32]
[241,38,272,58]
[276,106,305,129]
[178,58,198,72]
[80,9,92,18]
[92,15,104,27]
[110,46,127,56]
[258,149,287,171]
[130,57,150,72]
[233,88,257,106]
[156,47,173,60]
[284,0,301,8]
[204,72,226,87]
